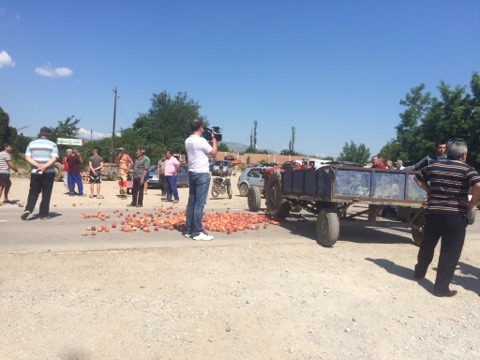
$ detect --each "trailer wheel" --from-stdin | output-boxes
[247,187,261,212]
[54,162,63,182]
[316,209,340,247]
[411,228,424,246]
[411,211,425,246]
[265,170,291,218]
[467,209,476,225]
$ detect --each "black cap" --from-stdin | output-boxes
[38,127,52,137]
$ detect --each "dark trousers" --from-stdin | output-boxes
[131,177,144,206]
[25,172,55,218]
[415,213,467,292]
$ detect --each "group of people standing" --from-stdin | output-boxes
[7,125,480,295]
[61,148,104,198]
[370,140,480,297]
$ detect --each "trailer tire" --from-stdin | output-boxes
[265,170,291,218]
[467,209,476,225]
[54,162,63,182]
[316,209,339,247]
[411,228,424,246]
[247,187,261,212]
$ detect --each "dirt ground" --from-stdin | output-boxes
[0,175,479,359]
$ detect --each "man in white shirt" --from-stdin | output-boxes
[183,118,217,241]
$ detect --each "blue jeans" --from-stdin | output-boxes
[185,172,211,235]
[165,175,179,201]
[68,172,83,195]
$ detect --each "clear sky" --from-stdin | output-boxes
[1,0,479,157]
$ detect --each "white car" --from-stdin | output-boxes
[237,166,271,197]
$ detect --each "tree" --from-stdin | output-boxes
[127,91,202,160]
[51,115,80,142]
[289,126,296,154]
[217,143,230,152]
[253,120,258,150]
[0,107,16,145]
[337,141,370,164]
[280,126,300,156]
[383,72,480,169]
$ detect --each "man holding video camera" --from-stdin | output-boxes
[183,118,218,241]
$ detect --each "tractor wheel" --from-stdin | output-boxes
[239,183,249,197]
[247,186,261,212]
[316,209,340,247]
[54,162,63,182]
[265,170,291,218]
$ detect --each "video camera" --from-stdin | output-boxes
[202,126,222,142]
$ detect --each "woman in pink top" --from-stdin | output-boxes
[164,150,180,202]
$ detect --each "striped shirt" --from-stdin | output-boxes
[416,160,480,215]
[25,138,59,174]
[0,150,11,174]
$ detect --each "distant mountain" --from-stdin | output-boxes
[223,141,278,154]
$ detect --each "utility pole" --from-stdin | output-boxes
[111,86,118,163]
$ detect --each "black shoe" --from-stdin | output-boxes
[21,210,31,220]
[413,265,426,280]
[434,290,457,298]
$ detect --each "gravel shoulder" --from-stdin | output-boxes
[0,176,479,359]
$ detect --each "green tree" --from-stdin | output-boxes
[337,141,370,164]
[385,72,480,169]
[128,91,202,159]
[0,107,17,145]
[217,143,230,152]
[51,115,80,141]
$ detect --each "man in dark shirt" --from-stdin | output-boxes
[66,149,84,196]
[128,149,149,208]
[405,140,447,171]
[413,140,480,297]
[88,148,104,198]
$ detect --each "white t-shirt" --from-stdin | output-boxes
[185,135,212,173]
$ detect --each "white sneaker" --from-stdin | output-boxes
[193,232,214,241]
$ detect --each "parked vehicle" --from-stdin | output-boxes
[237,166,271,197]
[212,160,232,176]
[146,164,189,189]
[211,174,232,199]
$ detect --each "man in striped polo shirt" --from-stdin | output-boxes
[21,127,59,220]
[413,140,480,297]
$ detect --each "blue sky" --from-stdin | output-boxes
[1,1,479,157]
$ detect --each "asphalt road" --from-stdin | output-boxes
[2,205,479,254]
